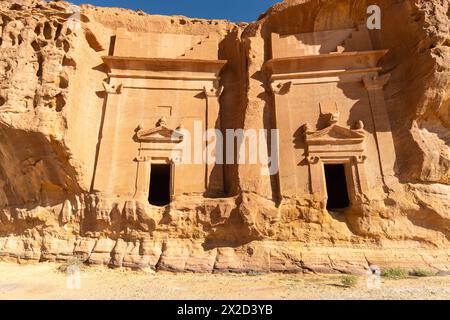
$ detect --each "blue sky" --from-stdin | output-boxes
[69,0,280,22]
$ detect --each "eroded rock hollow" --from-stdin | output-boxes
[0,0,449,274]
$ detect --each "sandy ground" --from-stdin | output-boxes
[0,262,449,300]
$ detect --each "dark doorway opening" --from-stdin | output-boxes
[324,164,350,210]
[148,164,171,206]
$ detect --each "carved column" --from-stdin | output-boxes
[354,155,369,196]
[133,156,151,199]
[363,74,396,189]
[169,160,177,200]
[203,84,224,196]
[92,82,124,194]
[307,156,325,201]
[271,81,298,197]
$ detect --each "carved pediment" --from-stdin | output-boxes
[305,124,364,145]
[136,125,184,143]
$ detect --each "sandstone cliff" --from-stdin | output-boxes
[0,0,449,274]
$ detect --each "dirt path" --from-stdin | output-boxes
[0,262,449,300]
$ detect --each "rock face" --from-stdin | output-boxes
[0,0,449,274]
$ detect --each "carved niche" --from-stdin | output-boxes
[132,118,185,199]
[303,117,369,204]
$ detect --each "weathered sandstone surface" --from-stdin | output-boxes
[0,0,449,274]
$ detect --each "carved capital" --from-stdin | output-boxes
[354,155,367,163]
[270,81,292,95]
[102,81,123,94]
[363,74,390,90]
[134,156,151,162]
[306,156,320,164]
[172,155,183,164]
[203,85,224,98]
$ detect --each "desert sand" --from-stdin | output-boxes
[0,262,448,300]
